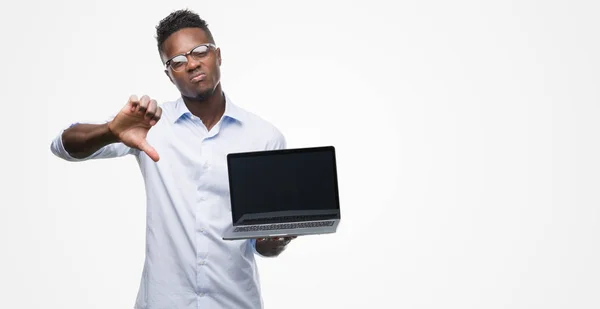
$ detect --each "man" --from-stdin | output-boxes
[50,9,294,309]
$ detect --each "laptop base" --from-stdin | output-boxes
[222,220,340,240]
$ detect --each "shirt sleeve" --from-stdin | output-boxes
[265,126,287,150]
[50,116,137,162]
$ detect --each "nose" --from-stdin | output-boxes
[186,56,202,71]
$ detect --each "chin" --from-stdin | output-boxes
[195,89,214,101]
[180,86,211,101]
[196,83,220,99]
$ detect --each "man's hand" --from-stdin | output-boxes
[108,95,162,162]
[255,236,297,257]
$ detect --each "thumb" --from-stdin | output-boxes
[138,139,160,162]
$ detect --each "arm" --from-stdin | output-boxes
[50,95,162,162]
[60,123,120,159]
[50,121,136,161]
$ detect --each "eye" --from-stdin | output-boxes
[171,55,187,63]
[191,45,209,58]
[170,56,187,69]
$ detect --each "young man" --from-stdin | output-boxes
[50,9,294,309]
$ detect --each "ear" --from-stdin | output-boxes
[164,69,174,84]
[217,48,222,66]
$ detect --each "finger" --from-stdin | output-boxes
[150,106,163,125]
[138,95,150,113]
[146,99,158,119]
[273,237,288,244]
[128,94,139,111]
[138,139,160,162]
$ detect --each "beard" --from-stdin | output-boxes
[182,83,217,103]
[193,88,213,101]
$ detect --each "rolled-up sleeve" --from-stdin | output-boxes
[50,118,137,162]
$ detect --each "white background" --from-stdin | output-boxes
[1,0,599,308]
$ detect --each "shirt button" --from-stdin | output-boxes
[199,228,205,233]
[200,260,206,265]
[198,292,205,297]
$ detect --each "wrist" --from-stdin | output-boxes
[103,122,121,144]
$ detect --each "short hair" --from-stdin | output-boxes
[155,9,215,54]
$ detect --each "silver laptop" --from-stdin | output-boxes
[222,146,341,240]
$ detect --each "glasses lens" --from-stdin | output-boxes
[190,45,210,59]
[169,56,187,71]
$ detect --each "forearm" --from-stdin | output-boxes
[61,123,120,159]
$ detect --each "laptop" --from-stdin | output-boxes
[222,146,341,240]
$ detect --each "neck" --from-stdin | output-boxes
[182,84,225,131]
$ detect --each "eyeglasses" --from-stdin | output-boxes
[164,43,217,72]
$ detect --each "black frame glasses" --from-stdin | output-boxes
[164,43,217,72]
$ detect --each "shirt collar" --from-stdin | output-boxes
[172,92,245,124]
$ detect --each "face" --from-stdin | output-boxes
[161,27,222,101]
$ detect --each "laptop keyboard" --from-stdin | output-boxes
[243,215,335,224]
[234,221,334,232]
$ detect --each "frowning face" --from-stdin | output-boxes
[161,27,222,101]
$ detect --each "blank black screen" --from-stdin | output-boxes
[227,147,339,224]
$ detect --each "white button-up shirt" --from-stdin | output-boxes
[50,94,286,309]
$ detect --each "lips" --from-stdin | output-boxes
[190,72,206,82]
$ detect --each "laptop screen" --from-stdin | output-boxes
[227,146,340,224]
